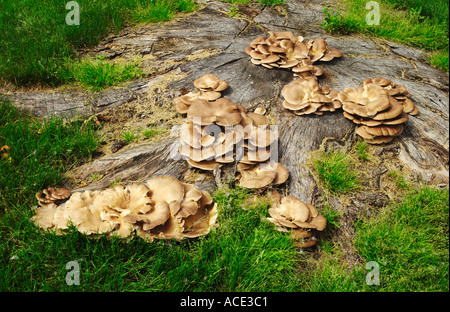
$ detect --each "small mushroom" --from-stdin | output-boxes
[281,78,340,115]
[267,195,327,247]
[36,187,71,206]
[194,74,228,92]
[363,77,418,116]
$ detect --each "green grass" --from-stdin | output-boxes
[121,130,138,143]
[355,141,369,161]
[0,99,99,210]
[310,149,360,194]
[69,57,143,90]
[298,186,449,292]
[0,0,197,87]
[354,186,449,291]
[0,106,300,291]
[141,126,166,139]
[322,0,449,72]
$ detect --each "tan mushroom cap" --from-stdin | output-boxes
[307,38,328,62]
[180,144,215,162]
[294,238,317,248]
[182,203,218,238]
[36,187,71,205]
[65,190,116,235]
[145,176,185,204]
[174,92,200,114]
[272,162,290,185]
[187,159,223,171]
[30,203,62,230]
[340,84,390,118]
[140,201,171,231]
[364,124,404,137]
[372,97,405,121]
[254,107,267,115]
[279,195,311,223]
[238,164,277,189]
[194,74,228,92]
[187,98,242,126]
[366,136,395,144]
[179,122,216,149]
[248,127,277,148]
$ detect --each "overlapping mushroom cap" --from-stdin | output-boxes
[281,78,341,115]
[35,187,71,206]
[245,31,342,75]
[174,75,289,189]
[363,78,418,115]
[267,195,327,248]
[339,78,418,144]
[31,177,218,242]
[174,74,230,114]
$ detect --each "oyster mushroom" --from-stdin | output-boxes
[281,78,340,115]
[363,77,419,116]
[267,195,327,247]
[194,74,228,92]
[63,190,116,235]
[186,98,242,126]
[36,187,71,206]
[30,203,66,232]
[341,80,412,144]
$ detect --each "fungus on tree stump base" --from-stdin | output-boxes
[281,78,341,115]
[31,177,218,242]
[35,187,71,206]
[245,31,342,76]
[339,78,418,144]
[173,74,290,189]
[267,195,327,248]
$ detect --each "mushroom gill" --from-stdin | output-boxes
[339,79,417,144]
[267,195,327,248]
[281,78,341,115]
[30,177,218,242]
[245,31,342,76]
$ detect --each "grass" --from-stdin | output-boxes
[0,0,197,87]
[222,0,285,17]
[0,103,301,291]
[322,0,449,72]
[1,179,302,291]
[121,130,139,143]
[298,186,449,292]
[310,149,360,194]
[68,57,143,91]
[354,186,449,291]
[1,98,448,291]
[0,99,98,211]
[355,141,369,161]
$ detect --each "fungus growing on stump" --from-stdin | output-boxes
[174,75,290,189]
[267,195,327,248]
[245,31,342,76]
[281,78,341,115]
[339,78,418,144]
[31,177,218,242]
[35,187,71,206]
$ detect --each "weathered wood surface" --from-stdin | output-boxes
[3,0,448,205]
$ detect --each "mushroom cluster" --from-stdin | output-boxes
[174,74,289,189]
[174,74,229,113]
[338,78,419,144]
[281,78,342,115]
[31,176,218,241]
[245,31,342,77]
[245,31,343,116]
[267,194,327,248]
